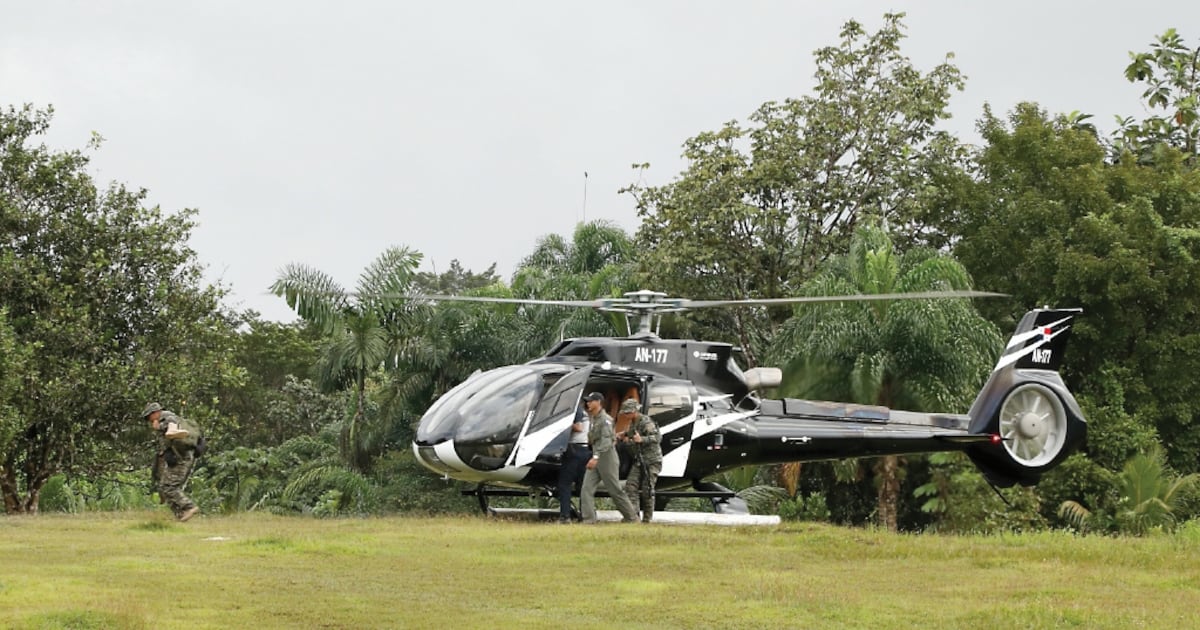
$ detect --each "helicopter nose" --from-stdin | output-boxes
[414,438,516,474]
[413,441,462,476]
[411,440,530,484]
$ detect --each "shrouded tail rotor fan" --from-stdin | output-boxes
[998,383,1068,468]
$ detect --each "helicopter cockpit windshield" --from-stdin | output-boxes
[416,365,549,446]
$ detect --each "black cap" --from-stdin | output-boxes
[583,392,604,403]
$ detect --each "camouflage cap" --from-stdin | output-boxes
[619,399,640,413]
[141,402,162,418]
[583,392,604,403]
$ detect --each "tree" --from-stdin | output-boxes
[1118,28,1200,161]
[0,105,234,513]
[413,259,499,295]
[0,309,29,470]
[511,220,636,346]
[951,104,1200,475]
[219,318,324,447]
[625,13,968,363]
[768,225,999,531]
[271,247,423,472]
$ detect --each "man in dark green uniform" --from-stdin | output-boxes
[617,398,662,523]
[143,402,200,522]
[579,392,638,523]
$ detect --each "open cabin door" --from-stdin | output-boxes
[509,366,594,468]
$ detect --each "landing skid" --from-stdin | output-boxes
[463,481,759,520]
[486,507,780,526]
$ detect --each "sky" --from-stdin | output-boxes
[3,1,1196,322]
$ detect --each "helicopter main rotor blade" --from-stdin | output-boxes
[299,291,602,307]
[300,288,1005,312]
[685,290,1007,308]
[419,294,600,308]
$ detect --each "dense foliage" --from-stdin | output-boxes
[0,105,235,513]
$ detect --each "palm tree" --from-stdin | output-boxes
[768,225,1000,531]
[518,220,634,280]
[1060,446,1198,535]
[511,220,638,345]
[270,246,423,471]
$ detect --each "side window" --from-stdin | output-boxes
[535,389,579,428]
[529,368,591,432]
[646,381,694,426]
[702,396,733,415]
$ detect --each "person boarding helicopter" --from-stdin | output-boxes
[579,391,638,523]
[618,397,662,523]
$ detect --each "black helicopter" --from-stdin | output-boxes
[410,290,1087,519]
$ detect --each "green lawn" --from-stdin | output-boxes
[1,512,1197,629]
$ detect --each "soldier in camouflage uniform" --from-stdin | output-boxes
[143,402,200,522]
[617,398,662,523]
[579,392,638,523]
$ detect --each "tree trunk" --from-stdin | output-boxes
[23,486,41,514]
[343,377,368,473]
[876,455,899,532]
[777,462,803,497]
[2,459,52,514]
[1,464,20,513]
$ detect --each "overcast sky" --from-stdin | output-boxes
[4,1,1196,322]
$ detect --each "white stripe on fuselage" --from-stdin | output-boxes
[511,412,575,467]
[994,325,1069,371]
[1004,316,1072,350]
[659,410,755,478]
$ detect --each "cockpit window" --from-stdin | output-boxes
[416,365,546,444]
[532,384,581,430]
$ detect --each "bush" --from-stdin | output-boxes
[373,450,475,515]
[38,475,80,513]
[778,492,831,522]
[35,473,158,513]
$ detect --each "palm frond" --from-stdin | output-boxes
[736,485,790,514]
[356,246,422,306]
[571,220,634,273]
[1058,499,1093,530]
[269,264,347,333]
[520,234,570,271]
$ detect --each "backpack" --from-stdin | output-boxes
[171,416,207,457]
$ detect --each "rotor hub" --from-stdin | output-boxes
[1015,412,1044,439]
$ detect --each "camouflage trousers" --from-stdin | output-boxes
[624,460,661,522]
[158,450,197,517]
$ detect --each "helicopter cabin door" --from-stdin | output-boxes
[509,366,594,468]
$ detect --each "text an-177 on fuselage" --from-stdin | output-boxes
[410,290,1087,517]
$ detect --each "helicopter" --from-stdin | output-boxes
[409,290,1087,521]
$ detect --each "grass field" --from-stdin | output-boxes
[1,511,1198,629]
